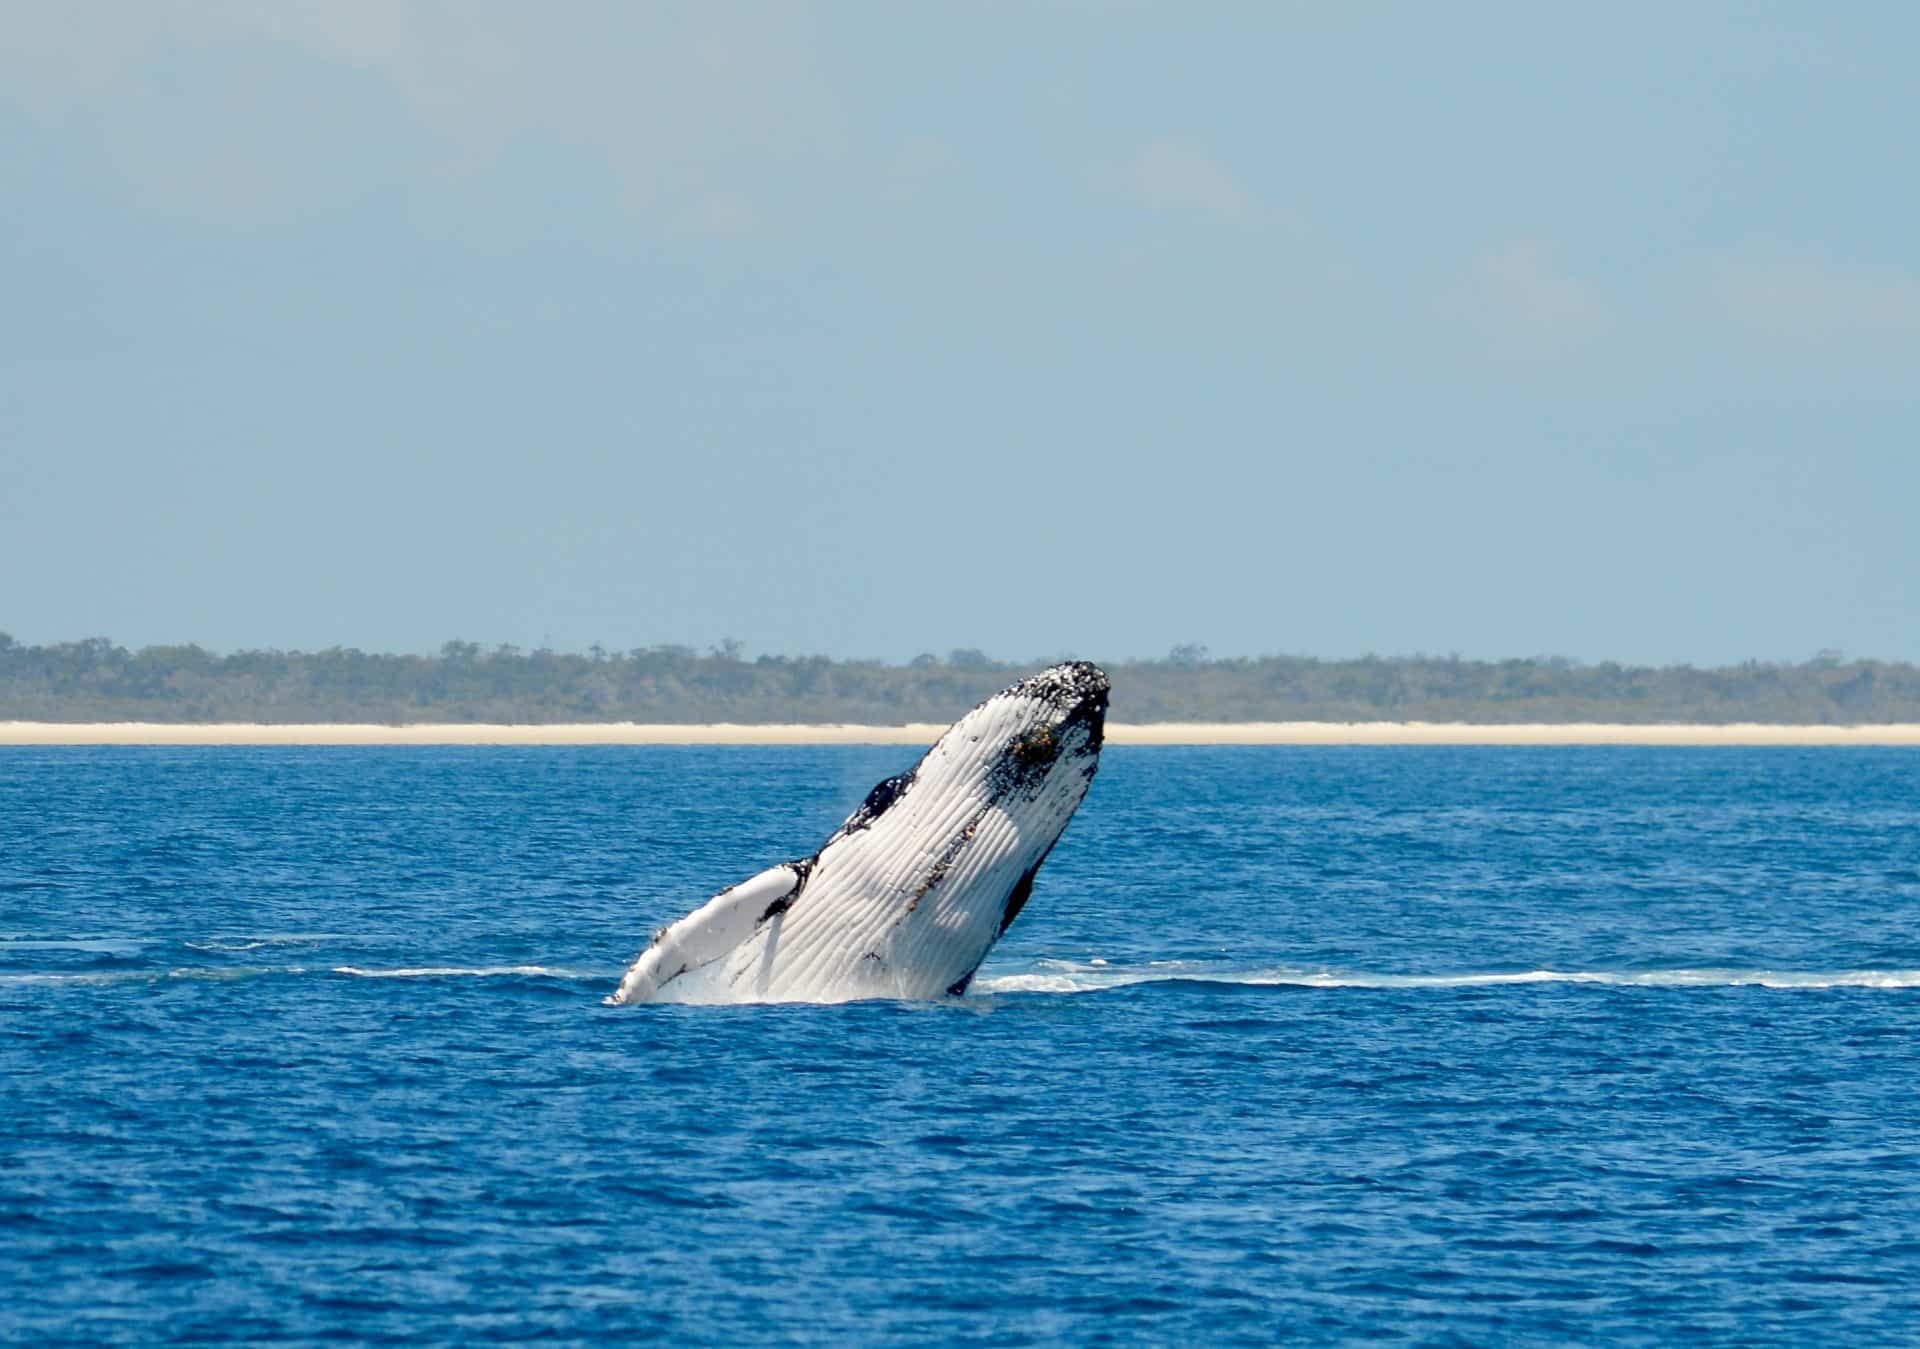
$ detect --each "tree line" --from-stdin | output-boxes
[1,633,1917,725]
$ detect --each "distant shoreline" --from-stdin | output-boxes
[11,639,1920,727]
[5,722,1920,746]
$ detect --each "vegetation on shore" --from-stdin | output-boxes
[3,634,1916,726]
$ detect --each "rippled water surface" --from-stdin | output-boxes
[5,745,1919,1343]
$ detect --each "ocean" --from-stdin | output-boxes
[4,744,1918,1343]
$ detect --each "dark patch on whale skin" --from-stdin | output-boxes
[829,770,917,844]
[756,857,814,926]
[946,967,979,997]
[1004,660,1108,711]
[984,666,1108,804]
[1054,665,1109,760]
[997,846,1054,937]
[987,724,1063,799]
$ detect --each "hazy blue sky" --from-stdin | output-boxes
[3,3,1916,664]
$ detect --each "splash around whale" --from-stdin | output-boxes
[611,662,1109,1005]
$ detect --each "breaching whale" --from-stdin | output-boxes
[611,661,1109,1005]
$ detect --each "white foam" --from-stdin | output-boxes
[970,961,1920,995]
[332,964,607,980]
[3,963,609,987]
[0,965,310,987]
[184,933,357,953]
[0,971,137,986]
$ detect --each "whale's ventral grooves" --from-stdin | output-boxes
[611,661,1108,1005]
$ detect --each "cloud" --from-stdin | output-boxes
[1111,135,1269,226]
[0,2,847,234]
[1436,240,1614,366]
[1703,253,1920,353]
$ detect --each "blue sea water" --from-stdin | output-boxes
[4,744,1919,1344]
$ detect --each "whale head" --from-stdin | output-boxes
[914,659,1109,817]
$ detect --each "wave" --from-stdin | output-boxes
[331,965,609,981]
[0,966,311,987]
[183,933,360,953]
[970,960,1920,995]
[1,963,610,988]
[2,933,363,955]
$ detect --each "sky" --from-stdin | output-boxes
[2,3,1916,666]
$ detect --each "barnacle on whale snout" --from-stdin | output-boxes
[1008,725,1059,771]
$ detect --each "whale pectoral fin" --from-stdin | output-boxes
[612,861,810,1004]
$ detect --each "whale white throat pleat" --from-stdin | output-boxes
[611,662,1109,1005]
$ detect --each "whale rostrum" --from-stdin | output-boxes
[611,661,1109,1004]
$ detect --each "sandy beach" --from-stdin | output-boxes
[5,721,1919,746]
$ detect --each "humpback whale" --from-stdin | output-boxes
[612,661,1108,1005]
